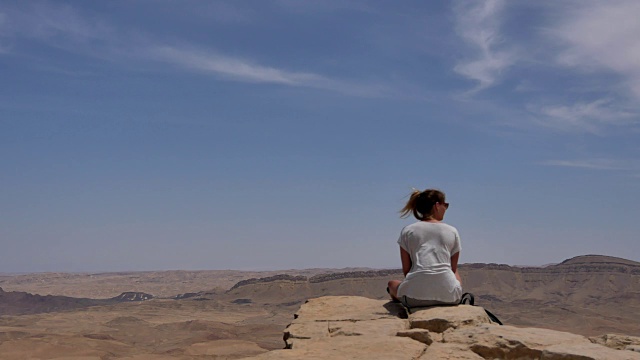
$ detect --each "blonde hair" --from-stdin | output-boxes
[400,188,446,220]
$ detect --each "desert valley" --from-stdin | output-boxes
[0,254,639,359]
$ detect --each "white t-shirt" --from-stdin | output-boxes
[396,221,462,303]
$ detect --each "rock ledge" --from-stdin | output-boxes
[243,296,640,360]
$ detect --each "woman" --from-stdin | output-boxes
[387,188,463,308]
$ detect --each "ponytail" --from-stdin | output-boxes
[399,188,446,221]
[399,189,423,219]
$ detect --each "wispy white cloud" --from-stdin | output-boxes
[1,3,113,44]
[547,0,640,99]
[153,46,321,85]
[527,99,637,134]
[514,80,540,93]
[150,46,387,97]
[540,158,634,171]
[453,0,515,91]
[0,2,384,97]
[0,2,118,61]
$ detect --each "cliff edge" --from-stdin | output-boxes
[243,296,640,360]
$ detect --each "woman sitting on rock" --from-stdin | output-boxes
[387,188,463,308]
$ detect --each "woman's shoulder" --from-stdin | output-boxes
[439,222,459,231]
[404,221,459,233]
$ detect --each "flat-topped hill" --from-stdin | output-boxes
[0,268,374,298]
[462,254,640,273]
[558,254,640,267]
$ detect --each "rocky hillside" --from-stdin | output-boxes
[242,296,640,359]
[110,291,154,301]
[0,286,105,316]
[459,255,640,336]
[223,255,640,336]
[2,255,638,336]
[0,289,154,316]
[229,255,639,289]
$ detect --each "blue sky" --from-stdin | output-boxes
[1,0,639,272]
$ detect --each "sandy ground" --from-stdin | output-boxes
[0,297,295,359]
[1,257,638,359]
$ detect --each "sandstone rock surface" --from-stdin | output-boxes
[243,296,640,360]
[409,304,491,332]
[282,296,408,350]
[591,334,640,352]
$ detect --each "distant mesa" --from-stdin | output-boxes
[0,289,104,316]
[558,254,640,266]
[230,275,308,290]
[550,255,640,275]
[170,290,220,301]
[228,270,404,291]
[225,255,640,291]
[173,292,200,300]
[110,292,154,302]
[1,253,638,324]
[83,333,116,341]
[458,254,640,274]
[232,298,252,304]
[309,269,401,283]
[224,255,640,292]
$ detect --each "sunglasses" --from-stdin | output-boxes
[440,202,450,209]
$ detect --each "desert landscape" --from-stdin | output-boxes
[0,254,639,359]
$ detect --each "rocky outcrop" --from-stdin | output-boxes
[0,289,105,316]
[591,334,640,353]
[172,292,200,300]
[230,275,308,290]
[229,270,407,291]
[308,269,403,283]
[242,296,640,359]
[462,254,640,274]
[110,291,153,301]
[227,255,640,290]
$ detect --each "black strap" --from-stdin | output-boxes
[484,309,503,325]
[459,292,475,305]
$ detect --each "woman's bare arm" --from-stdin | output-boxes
[400,247,412,277]
[451,251,462,285]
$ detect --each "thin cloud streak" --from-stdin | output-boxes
[0,2,386,98]
[151,46,387,97]
[453,0,514,91]
[152,46,318,85]
[540,159,634,171]
[527,99,637,134]
[0,2,114,45]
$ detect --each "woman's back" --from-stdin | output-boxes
[387,187,463,306]
[399,222,460,273]
[397,221,461,303]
